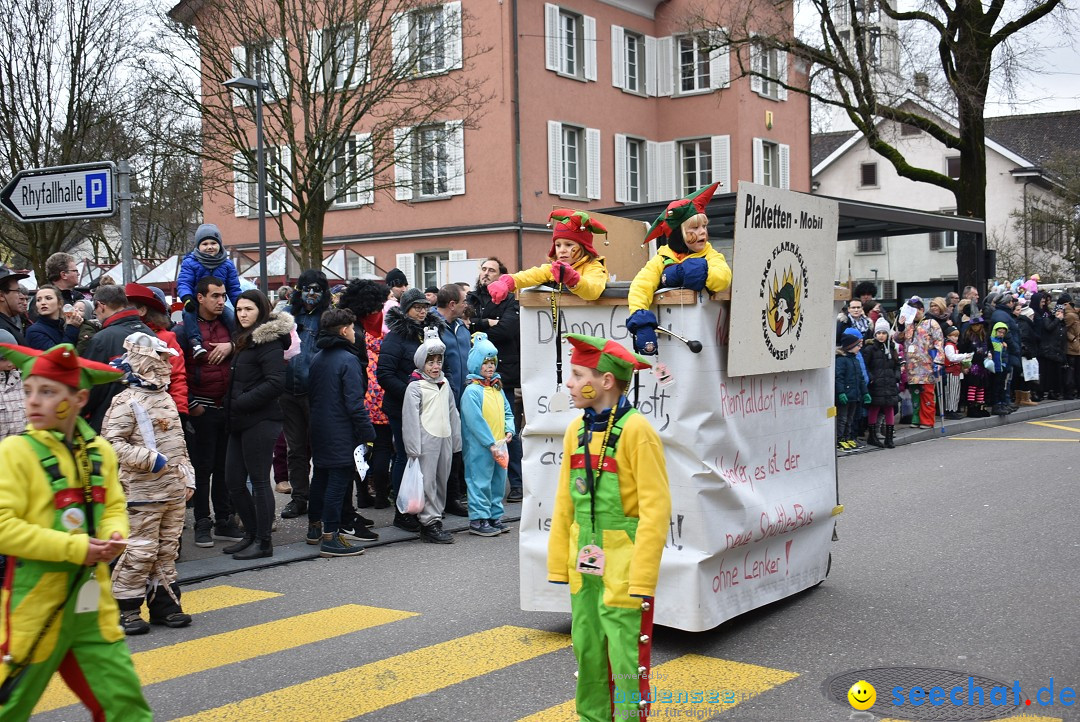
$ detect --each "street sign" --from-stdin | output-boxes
[0,161,116,223]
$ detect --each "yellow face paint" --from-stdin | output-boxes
[55,400,71,420]
[580,385,596,400]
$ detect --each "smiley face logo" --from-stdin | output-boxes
[847,680,876,710]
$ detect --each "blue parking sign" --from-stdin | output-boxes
[86,172,109,208]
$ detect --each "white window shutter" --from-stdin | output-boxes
[544,4,560,71]
[658,140,675,200]
[583,15,597,81]
[614,134,627,203]
[709,30,730,89]
[233,151,250,216]
[646,140,660,201]
[391,12,411,75]
[586,127,601,199]
[279,146,292,204]
[777,50,788,100]
[750,43,763,93]
[307,30,325,92]
[230,47,247,106]
[396,253,416,287]
[547,120,562,195]
[711,135,730,192]
[611,25,624,89]
[357,133,374,204]
[752,138,764,184]
[779,143,790,189]
[656,37,673,97]
[357,21,371,85]
[268,38,287,101]
[644,35,657,96]
[445,1,463,70]
[394,126,414,200]
[448,119,466,196]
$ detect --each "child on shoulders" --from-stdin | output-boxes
[177,224,243,358]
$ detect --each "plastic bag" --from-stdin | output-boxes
[283,326,301,361]
[1022,357,1040,382]
[492,440,509,469]
[396,457,424,514]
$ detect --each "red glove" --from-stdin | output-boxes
[488,274,516,304]
[552,261,581,287]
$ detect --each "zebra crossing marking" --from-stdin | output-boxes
[178,584,281,615]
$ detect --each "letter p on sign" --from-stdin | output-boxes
[86,172,108,208]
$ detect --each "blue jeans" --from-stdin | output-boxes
[308,465,354,534]
[183,305,235,347]
[388,415,407,499]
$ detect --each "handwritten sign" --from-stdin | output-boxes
[518,290,837,632]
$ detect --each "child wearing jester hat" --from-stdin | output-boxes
[486,210,610,304]
[626,183,732,355]
[0,343,151,719]
[547,333,670,722]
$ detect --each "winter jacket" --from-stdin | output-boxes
[627,242,732,313]
[466,286,521,389]
[1017,315,1039,359]
[509,255,609,301]
[1037,309,1067,363]
[835,351,867,401]
[903,317,944,385]
[102,385,193,503]
[176,313,235,408]
[378,306,449,421]
[0,312,25,345]
[835,313,871,344]
[990,322,1009,374]
[434,311,470,401]
[989,307,1022,368]
[146,326,189,417]
[0,369,25,439]
[958,320,991,383]
[861,339,900,407]
[225,311,292,431]
[24,315,79,350]
[1064,305,1080,356]
[308,332,376,468]
[285,291,332,395]
[176,252,243,304]
[82,309,154,430]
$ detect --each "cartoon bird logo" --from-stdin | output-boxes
[766,267,801,338]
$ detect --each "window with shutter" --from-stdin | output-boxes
[678,139,711,196]
[860,162,878,187]
[929,232,943,250]
[677,34,711,93]
[856,237,883,253]
[391,2,462,77]
[392,121,465,200]
[546,7,594,81]
[946,156,961,180]
[329,134,374,207]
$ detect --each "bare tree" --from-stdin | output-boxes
[692,0,1070,290]
[156,0,492,270]
[1008,149,1080,280]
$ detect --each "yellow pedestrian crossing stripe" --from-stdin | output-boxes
[34,604,416,714]
[520,655,799,721]
[174,625,571,721]
[177,584,282,614]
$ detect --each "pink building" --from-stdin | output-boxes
[171,0,810,288]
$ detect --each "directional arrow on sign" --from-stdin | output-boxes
[0,161,116,223]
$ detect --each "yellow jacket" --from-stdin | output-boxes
[547,412,670,598]
[627,243,732,313]
[510,256,608,301]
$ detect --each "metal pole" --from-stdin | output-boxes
[118,159,134,284]
[255,75,268,292]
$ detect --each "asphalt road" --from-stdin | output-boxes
[32,411,1080,721]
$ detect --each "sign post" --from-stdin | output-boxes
[0,162,116,223]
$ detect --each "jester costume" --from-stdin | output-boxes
[547,335,670,722]
[0,343,151,720]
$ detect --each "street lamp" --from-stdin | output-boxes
[223,74,271,292]
[869,267,879,296]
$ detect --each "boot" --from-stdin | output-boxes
[1018,390,1037,406]
[118,597,150,635]
[866,426,884,448]
[222,535,253,555]
[883,425,895,449]
[393,510,421,532]
[148,583,192,628]
[233,537,273,560]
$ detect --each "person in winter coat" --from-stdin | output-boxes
[989,321,1011,414]
[460,333,515,537]
[1061,294,1080,399]
[102,332,195,635]
[958,315,992,417]
[25,284,81,350]
[0,328,26,439]
[126,283,191,426]
[379,288,450,532]
[1032,292,1066,399]
[306,308,377,557]
[1015,305,1040,405]
[81,284,154,431]
[835,332,869,451]
[835,299,871,344]
[176,224,243,358]
[861,318,901,448]
[221,291,291,560]
[903,297,945,428]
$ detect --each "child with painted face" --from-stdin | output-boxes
[460,333,515,537]
[626,183,732,355]
[486,210,610,304]
[0,342,151,719]
[176,224,243,358]
[547,333,670,722]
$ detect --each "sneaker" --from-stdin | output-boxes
[194,517,214,548]
[275,481,292,494]
[393,511,421,532]
[506,487,523,503]
[420,520,454,544]
[192,344,208,359]
[281,499,307,519]
[320,533,365,558]
[468,520,500,537]
[489,518,511,534]
[213,516,245,541]
[339,524,378,541]
[306,521,323,545]
[356,514,375,528]
[120,608,150,636]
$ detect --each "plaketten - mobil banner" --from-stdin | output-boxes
[518,287,840,631]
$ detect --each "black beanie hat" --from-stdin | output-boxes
[386,268,408,288]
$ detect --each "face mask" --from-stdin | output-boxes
[303,290,323,306]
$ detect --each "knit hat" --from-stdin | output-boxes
[0,329,16,346]
[644,182,719,244]
[399,288,429,312]
[1058,293,1072,305]
[566,333,651,382]
[840,327,863,351]
[1020,306,1035,319]
[1030,273,1041,282]
[124,283,166,314]
[467,332,499,375]
[194,223,222,245]
[547,209,606,259]
[944,324,961,336]
[385,268,408,288]
[413,327,446,370]
[0,343,123,389]
[874,318,891,334]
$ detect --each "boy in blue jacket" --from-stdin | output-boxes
[177,224,243,358]
[836,332,869,451]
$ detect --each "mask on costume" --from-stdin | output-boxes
[303,290,323,307]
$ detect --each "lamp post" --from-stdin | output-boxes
[869,267,879,295]
[223,73,270,292]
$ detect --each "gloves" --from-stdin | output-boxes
[838,393,848,405]
[679,258,709,291]
[552,261,580,288]
[626,310,659,355]
[151,453,168,473]
[487,274,515,304]
[660,263,684,289]
[863,393,872,404]
[182,295,196,314]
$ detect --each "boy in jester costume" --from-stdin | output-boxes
[0,343,152,720]
[626,182,732,355]
[547,333,670,722]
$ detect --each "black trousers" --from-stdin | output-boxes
[225,419,281,541]
[280,392,311,501]
[188,406,232,522]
